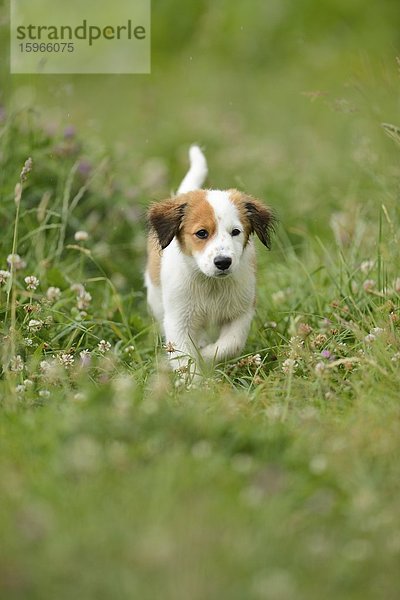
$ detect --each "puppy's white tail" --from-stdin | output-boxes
[177,145,208,194]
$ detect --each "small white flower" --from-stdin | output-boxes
[364,333,376,343]
[74,230,89,242]
[360,260,374,275]
[7,253,26,270]
[38,389,50,398]
[40,360,51,373]
[371,327,384,336]
[98,339,111,353]
[391,352,400,363]
[46,286,61,302]
[363,279,376,292]
[77,291,92,310]
[0,269,11,285]
[24,337,33,346]
[16,384,26,393]
[252,353,262,366]
[365,327,384,343]
[10,355,24,372]
[27,319,42,332]
[124,345,135,354]
[71,283,92,309]
[282,358,297,374]
[23,379,34,387]
[58,353,74,368]
[24,275,39,291]
[79,349,91,367]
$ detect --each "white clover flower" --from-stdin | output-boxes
[46,286,61,302]
[10,355,24,372]
[74,230,89,242]
[391,352,400,363]
[124,345,135,354]
[363,279,376,292]
[24,275,39,291]
[79,349,91,367]
[38,390,50,398]
[23,379,34,387]
[24,337,33,346]
[360,260,374,274]
[70,283,92,309]
[77,291,92,310]
[16,384,26,393]
[98,339,111,353]
[364,333,376,343]
[58,353,74,368]
[0,269,11,285]
[40,360,51,373]
[371,327,384,336]
[27,319,42,332]
[365,327,384,343]
[252,353,262,366]
[282,358,297,374]
[7,254,26,270]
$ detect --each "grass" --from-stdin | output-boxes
[1,1,400,597]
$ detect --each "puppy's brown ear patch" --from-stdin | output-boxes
[230,190,276,249]
[244,198,275,249]
[148,199,187,249]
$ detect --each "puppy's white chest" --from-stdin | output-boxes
[190,276,253,325]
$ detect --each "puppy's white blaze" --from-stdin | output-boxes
[206,190,242,232]
[191,190,244,277]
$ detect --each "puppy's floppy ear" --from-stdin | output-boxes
[244,196,276,249]
[148,198,187,250]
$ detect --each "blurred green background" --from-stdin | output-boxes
[2,0,400,285]
[2,0,399,182]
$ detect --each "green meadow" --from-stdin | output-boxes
[1,1,400,598]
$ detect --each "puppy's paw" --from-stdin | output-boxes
[201,343,218,362]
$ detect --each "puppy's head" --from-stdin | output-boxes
[148,189,274,278]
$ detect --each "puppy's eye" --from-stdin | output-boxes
[231,228,241,237]
[195,229,208,239]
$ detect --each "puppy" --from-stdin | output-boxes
[145,145,274,374]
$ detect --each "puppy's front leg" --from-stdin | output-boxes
[201,310,254,363]
[163,311,198,371]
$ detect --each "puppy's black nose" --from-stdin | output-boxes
[214,256,232,271]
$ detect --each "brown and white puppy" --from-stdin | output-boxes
[145,145,274,374]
